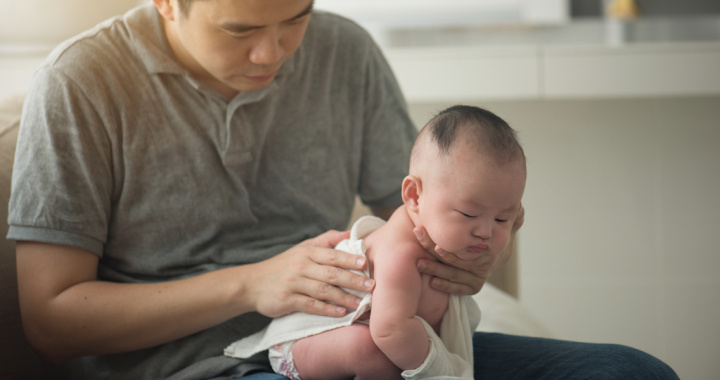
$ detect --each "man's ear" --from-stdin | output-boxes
[153,0,176,21]
[402,175,422,213]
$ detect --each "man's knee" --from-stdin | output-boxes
[472,333,678,379]
[581,344,678,379]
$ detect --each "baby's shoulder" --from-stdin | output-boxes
[365,224,431,266]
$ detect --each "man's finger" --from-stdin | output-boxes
[304,258,374,292]
[512,204,525,234]
[304,275,365,311]
[427,276,477,296]
[292,294,349,317]
[308,246,368,272]
[433,247,461,265]
[417,258,483,294]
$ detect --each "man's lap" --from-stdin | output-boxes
[237,332,678,379]
[472,332,678,379]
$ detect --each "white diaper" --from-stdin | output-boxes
[268,341,301,380]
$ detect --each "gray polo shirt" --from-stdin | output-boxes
[8,4,416,379]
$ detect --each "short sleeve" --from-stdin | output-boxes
[7,66,114,255]
[357,40,417,209]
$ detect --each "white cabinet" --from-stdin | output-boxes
[384,42,720,102]
[543,43,720,98]
[386,46,540,102]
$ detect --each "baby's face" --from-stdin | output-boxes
[418,143,525,260]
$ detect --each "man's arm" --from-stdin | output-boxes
[16,231,375,363]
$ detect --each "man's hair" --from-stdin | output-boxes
[413,105,525,167]
[177,0,206,16]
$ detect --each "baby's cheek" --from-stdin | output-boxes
[493,231,512,254]
[431,230,466,253]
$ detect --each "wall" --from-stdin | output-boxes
[408,96,720,380]
[0,1,145,44]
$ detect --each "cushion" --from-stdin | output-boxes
[473,284,554,338]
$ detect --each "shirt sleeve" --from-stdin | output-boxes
[7,65,114,256]
[357,39,417,209]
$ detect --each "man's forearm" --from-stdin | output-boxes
[17,243,253,363]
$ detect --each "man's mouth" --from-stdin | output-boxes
[243,71,277,83]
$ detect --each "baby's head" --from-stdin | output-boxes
[402,105,526,259]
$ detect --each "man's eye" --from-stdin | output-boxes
[287,14,311,26]
[287,19,306,26]
[230,33,252,39]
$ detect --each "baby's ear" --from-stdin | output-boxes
[402,176,421,212]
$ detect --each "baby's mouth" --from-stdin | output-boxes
[467,243,489,254]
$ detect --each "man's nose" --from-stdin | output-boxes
[249,29,283,65]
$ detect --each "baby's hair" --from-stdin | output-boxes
[414,105,525,167]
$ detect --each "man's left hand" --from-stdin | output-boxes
[415,204,524,295]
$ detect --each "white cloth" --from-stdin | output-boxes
[224,216,480,379]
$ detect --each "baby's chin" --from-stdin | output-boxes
[453,247,502,261]
[454,251,483,261]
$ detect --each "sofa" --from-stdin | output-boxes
[0,93,549,379]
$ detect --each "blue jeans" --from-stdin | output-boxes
[239,332,678,379]
[471,333,678,379]
[237,374,287,380]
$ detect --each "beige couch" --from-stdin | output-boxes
[0,94,523,378]
[1,94,87,379]
[0,95,69,378]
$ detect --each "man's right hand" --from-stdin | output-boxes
[246,230,376,318]
[15,230,373,363]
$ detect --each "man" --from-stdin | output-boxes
[8,0,676,379]
[9,0,499,378]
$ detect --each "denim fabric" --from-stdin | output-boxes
[235,374,288,380]
[472,332,679,379]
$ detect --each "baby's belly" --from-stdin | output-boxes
[417,273,450,334]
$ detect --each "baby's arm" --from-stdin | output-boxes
[369,241,429,370]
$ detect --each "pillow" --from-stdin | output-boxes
[0,93,24,137]
[473,283,554,338]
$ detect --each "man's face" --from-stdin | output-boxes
[160,0,313,97]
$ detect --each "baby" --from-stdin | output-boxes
[225,105,526,379]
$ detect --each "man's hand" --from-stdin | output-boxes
[415,204,525,295]
[247,230,376,318]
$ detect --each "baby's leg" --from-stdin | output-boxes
[291,323,401,380]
